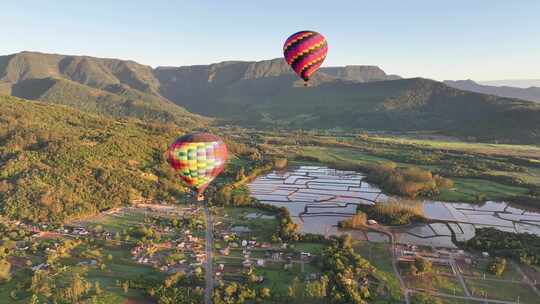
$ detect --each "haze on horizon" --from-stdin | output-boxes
[1,0,539,81]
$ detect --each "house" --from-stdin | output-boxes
[32,263,49,272]
[301,252,311,258]
[242,259,252,268]
[257,259,265,267]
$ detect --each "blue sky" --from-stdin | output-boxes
[2,0,539,80]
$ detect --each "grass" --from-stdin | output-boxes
[465,259,522,281]
[80,212,147,232]
[221,207,280,242]
[465,278,539,303]
[256,267,303,297]
[367,135,540,158]
[297,144,534,204]
[407,274,466,296]
[439,178,529,202]
[353,241,402,299]
[292,243,326,256]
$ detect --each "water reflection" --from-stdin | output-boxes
[248,166,540,248]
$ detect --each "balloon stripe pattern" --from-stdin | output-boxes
[167,133,227,195]
[283,30,328,82]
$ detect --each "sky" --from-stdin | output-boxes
[2,0,539,81]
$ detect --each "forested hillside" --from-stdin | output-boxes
[0,96,195,223]
[0,52,205,126]
[3,51,540,143]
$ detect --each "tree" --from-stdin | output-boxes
[30,270,53,298]
[305,275,328,299]
[413,257,432,276]
[28,294,40,304]
[122,281,129,294]
[260,287,271,299]
[59,273,91,303]
[235,167,246,182]
[0,259,11,282]
[488,257,507,277]
[288,277,301,301]
[95,281,102,295]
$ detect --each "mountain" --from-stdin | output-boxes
[445,79,540,102]
[479,79,540,89]
[320,65,401,82]
[0,95,194,223]
[154,58,400,115]
[2,51,540,144]
[0,51,205,126]
[155,60,540,143]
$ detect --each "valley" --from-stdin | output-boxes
[1,54,540,304]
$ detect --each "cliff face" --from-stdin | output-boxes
[320,65,400,82]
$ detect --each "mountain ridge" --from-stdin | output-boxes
[2,51,540,144]
[445,79,540,103]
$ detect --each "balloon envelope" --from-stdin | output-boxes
[167,133,228,197]
[283,30,328,82]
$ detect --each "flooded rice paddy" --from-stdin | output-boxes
[248,166,540,248]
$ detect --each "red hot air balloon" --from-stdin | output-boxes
[167,133,228,201]
[283,30,328,86]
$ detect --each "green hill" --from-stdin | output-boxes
[0,51,205,126]
[0,95,196,223]
[158,68,540,143]
[3,51,540,143]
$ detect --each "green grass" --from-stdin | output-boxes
[221,207,280,242]
[353,241,402,299]
[299,146,396,166]
[298,145,533,203]
[465,278,539,303]
[404,273,466,296]
[368,135,540,158]
[291,243,326,256]
[465,259,522,281]
[82,212,147,232]
[438,178,529,202]
[256,267,302,297]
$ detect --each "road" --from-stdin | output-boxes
[368,225,410,304]
[512,260,540,297]
[204,205,214,304]
[449,256,471,297]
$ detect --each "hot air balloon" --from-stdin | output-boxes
[167,133,228,201]
[283,30,328,86]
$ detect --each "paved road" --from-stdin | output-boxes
[204,205,214,304]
